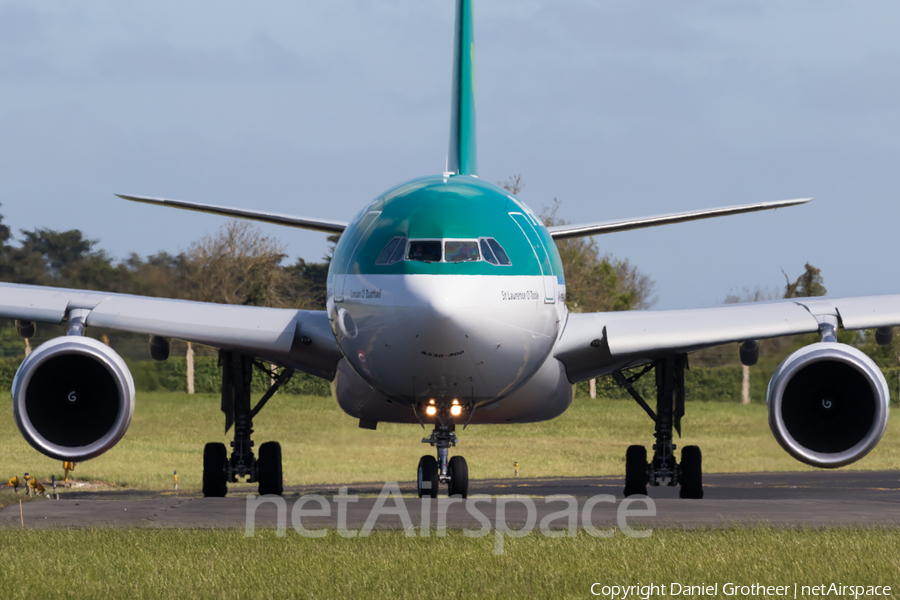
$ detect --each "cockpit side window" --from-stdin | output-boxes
[388,238,408,263]
[407,240,442,263]
[487,238,511,265]
[445,240,480,262]
[375,237,406,264]
[480,239,498,265]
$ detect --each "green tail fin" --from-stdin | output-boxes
[447,0,477,176]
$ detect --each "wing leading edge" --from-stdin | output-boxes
[117,194,347,235]
[554,294,900,383]
[548,198,812,240]
[0,282,342,380]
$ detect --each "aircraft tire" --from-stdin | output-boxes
[417,455,439,498]
[202,442,228,498]
[624,445,648,497]
[258,441,284,496]
[679,445,703,499]
[448,455,469,498]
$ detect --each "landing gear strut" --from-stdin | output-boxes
[613,355,703,499]
[417,416,469,498]
[202,351,294,498]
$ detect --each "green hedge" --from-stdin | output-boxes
[0,354,897,404]
[0,356,331,397]
[126,357,332,396]
[0,357,19,392]
[575,365,900,404]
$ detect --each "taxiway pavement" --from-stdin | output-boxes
[1,470,897,530]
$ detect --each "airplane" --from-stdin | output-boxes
[3,0,895,500]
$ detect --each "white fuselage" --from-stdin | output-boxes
[329,274,574,425]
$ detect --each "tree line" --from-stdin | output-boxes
[0,183,842,368]
[0,177,658,319]
[499,176,655,313]
[0,211,332,310]
[0,207,335,358]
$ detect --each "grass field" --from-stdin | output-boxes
[0,489,39,510]
[0,528,897,598]
[2,392,900,490]
[2,394,899,598]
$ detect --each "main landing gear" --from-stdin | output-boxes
[613,355,703,499]
[202,351,295,498]
[416,402,469,498]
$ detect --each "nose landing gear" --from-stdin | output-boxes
[417,423,469,498]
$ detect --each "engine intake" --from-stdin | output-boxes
[12,336,135,461]
[767,342,889,468]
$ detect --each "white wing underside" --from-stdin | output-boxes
[555,294,900,383]
[3,282,900,387]
[0,283,342,380]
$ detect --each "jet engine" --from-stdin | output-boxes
[12,336,135,461]
[767,342,889,468]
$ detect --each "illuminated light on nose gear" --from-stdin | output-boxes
[451,399,459,405]
[425,405,437,416]
[428,399,436,405]
[450,405,462,417]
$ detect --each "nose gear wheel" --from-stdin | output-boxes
[417,455,439,498]
[418,420,469,498]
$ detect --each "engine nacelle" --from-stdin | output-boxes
[767,342,889,468]
[12,336,135,461]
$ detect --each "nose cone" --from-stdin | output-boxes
[334,274,560,404]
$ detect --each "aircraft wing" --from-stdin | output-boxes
[117,194,348,235]
[554,294,900,383]
[547,198,811,240]
[0,282,342,380]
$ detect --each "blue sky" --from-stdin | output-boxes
[2,1,899,309]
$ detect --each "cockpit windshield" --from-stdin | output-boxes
[445,240,480,262]
[375,237,510,265]
[407,240,442,263]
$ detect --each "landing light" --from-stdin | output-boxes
[450,405,462,417]
[425,405,437,416]
[451,399,459,405]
